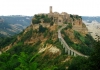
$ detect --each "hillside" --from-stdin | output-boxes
[0,5,99,70]
[0,15,32,37]
[61,25,94,55]
[0,22,70,69]
[0,13,95,69]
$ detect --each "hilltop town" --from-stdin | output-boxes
[31,6,87,34]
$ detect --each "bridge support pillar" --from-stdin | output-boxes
[63,43,66,48]
[65,47,68,53]
[63,43,64,48]
[74,53,77,56]
[59,38,61,42]
[61,40,63,45]
[71,51,73,56]
[68,50,70,55]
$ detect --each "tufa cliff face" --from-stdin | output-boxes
[69,15,88,34]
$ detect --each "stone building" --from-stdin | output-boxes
[48,6,70,25]
[48,6,87,34]
[32,6,87,34]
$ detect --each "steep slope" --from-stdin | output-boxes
[0,23,72,70]
[0,15,32,37]
[0,14,94,70]
[61,24,94,55]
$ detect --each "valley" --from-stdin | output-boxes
[0,15,32,37]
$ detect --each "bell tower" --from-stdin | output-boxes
[50,6,52,13]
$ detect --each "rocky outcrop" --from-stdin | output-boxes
[71,17,88,35]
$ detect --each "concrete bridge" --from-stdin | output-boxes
[58,24,88,57]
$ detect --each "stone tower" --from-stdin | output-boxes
[50,6,52,13]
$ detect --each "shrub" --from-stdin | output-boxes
[39,25,47,33]
[67,23,72,29]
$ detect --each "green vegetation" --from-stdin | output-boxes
[64,21,67,24]
[39,25,48,33]
[68,40,100,70]
[74,30,95,48]
[68,56,88,70]
[32,14,53,24]
[70,14,81,21]
[0,14,99,70]
[21,29,33,41]
[66,23,72,29]
[61,30,73,45]
[75,15,82,19]
[0,36,17,49]
[0,39,69,70]
[1,37,96,70]
[63,23,72,30]
[61,30,94,55]
[0,27,71,70]
[32,19,41,24]
[50,21,54,26]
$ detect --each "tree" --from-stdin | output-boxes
[39,25,47,33]
[68,39,100,70]
[43,17,51,23]
[87,40,100,70]
[68,56,88,70]
[34,15,40,19]
[67,23,72,29]
[50,21,54,26]
[32,19,40,24]
[41,14,45,18]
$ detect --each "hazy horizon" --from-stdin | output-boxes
[0,0,100,16]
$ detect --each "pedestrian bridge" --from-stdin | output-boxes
[58,24,88,57]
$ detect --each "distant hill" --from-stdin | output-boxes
[82,16,100,23]
[0,15,32,37]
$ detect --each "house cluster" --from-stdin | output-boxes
[31,6,87,34]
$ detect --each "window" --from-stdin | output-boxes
[59,20,61,22]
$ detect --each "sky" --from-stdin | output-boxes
[0,0,100,16]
